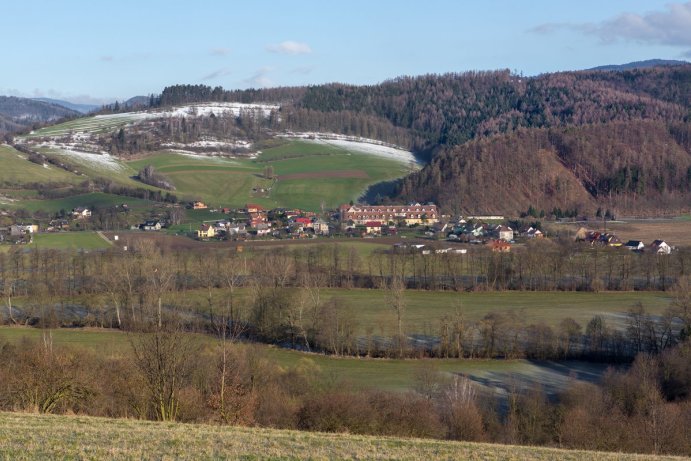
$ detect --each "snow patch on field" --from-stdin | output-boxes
[52,149,125,172]
[91,102,279,123]
[162,138,252,150]
[279,132,420,166]
[157,102,279,118]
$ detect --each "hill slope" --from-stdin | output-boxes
[0,96,80,135]
[395,121,691,215]
[32,97,100,114]
[0,412,679,460]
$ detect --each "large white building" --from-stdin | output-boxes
[339,203,438,226]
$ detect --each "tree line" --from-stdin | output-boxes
[0,243,689,361]
[0,323,688,456]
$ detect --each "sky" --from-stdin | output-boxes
[2,0,690,104]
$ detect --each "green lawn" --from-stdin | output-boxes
[0,412,672,461]
[31,232,112,250]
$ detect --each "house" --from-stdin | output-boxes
[255,222,271,236]
[47,219,70,232]
[248,212,267,228]
[245,203,264,213]
[488,239,511,253]
[227,223,247,236]
[313,219,330,235]
[197,224,215,239]
[650,240,672,254]
[140,220,161,231]
[364,221,382,234]
[624,240,645,251]
[339,203,438,226]
[495,225,514,242]
[524,227,543,239]
[192,201,208,210]
[10,224,38,236]
[294,217,313,229]
[432,222,449,234]
[71,207,92,219]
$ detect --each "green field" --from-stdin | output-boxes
[15,110,417,212]
[126,141,415,210]
[23,113,144,138]
[31,232,112,250]
[311,289,672,336]
[0,144,79,186]
[0,412,676,460]
[17,192,154,214]
[168,287,672,339]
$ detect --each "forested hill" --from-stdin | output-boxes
[0,96,80,136]
[394,121,691,215]
[158,65,691,151]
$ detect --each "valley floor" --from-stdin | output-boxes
[0,411,681,461]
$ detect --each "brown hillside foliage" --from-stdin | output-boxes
[397,121,691,215]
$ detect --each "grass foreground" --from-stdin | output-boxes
[0,411,680,461]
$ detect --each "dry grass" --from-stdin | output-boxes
[0,411,682,460]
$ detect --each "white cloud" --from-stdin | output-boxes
[244,67,274,88]
[532,2,691,51]
[202,68,233,80]
[266,40,312,55]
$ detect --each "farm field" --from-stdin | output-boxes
[0,412,674,461]
[309,289,672,336]
[23,113,144,137]
[30,232,112,250]
[16,192,155,214]
[127,140,415,210]
[165,287,672,338]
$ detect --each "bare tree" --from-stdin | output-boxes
[130,326,197,421]
[387,276,406,357]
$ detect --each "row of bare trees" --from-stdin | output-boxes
[1,243,690,360]
[0,327,688,456]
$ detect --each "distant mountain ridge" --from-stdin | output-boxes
[0,96,80,135]
[32,98,100,114]
[588,59,689,71]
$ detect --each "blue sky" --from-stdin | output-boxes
[2,1,690,103]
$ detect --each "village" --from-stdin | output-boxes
[0,200,678,256]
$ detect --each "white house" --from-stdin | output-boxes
[650,240,672,254]
[71,207,92,219]
[624,240,645,251]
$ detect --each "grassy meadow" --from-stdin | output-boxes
[167,287,672,338]
[0,411,679,460]
[0,145,80,186]
[127,141,414,210]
